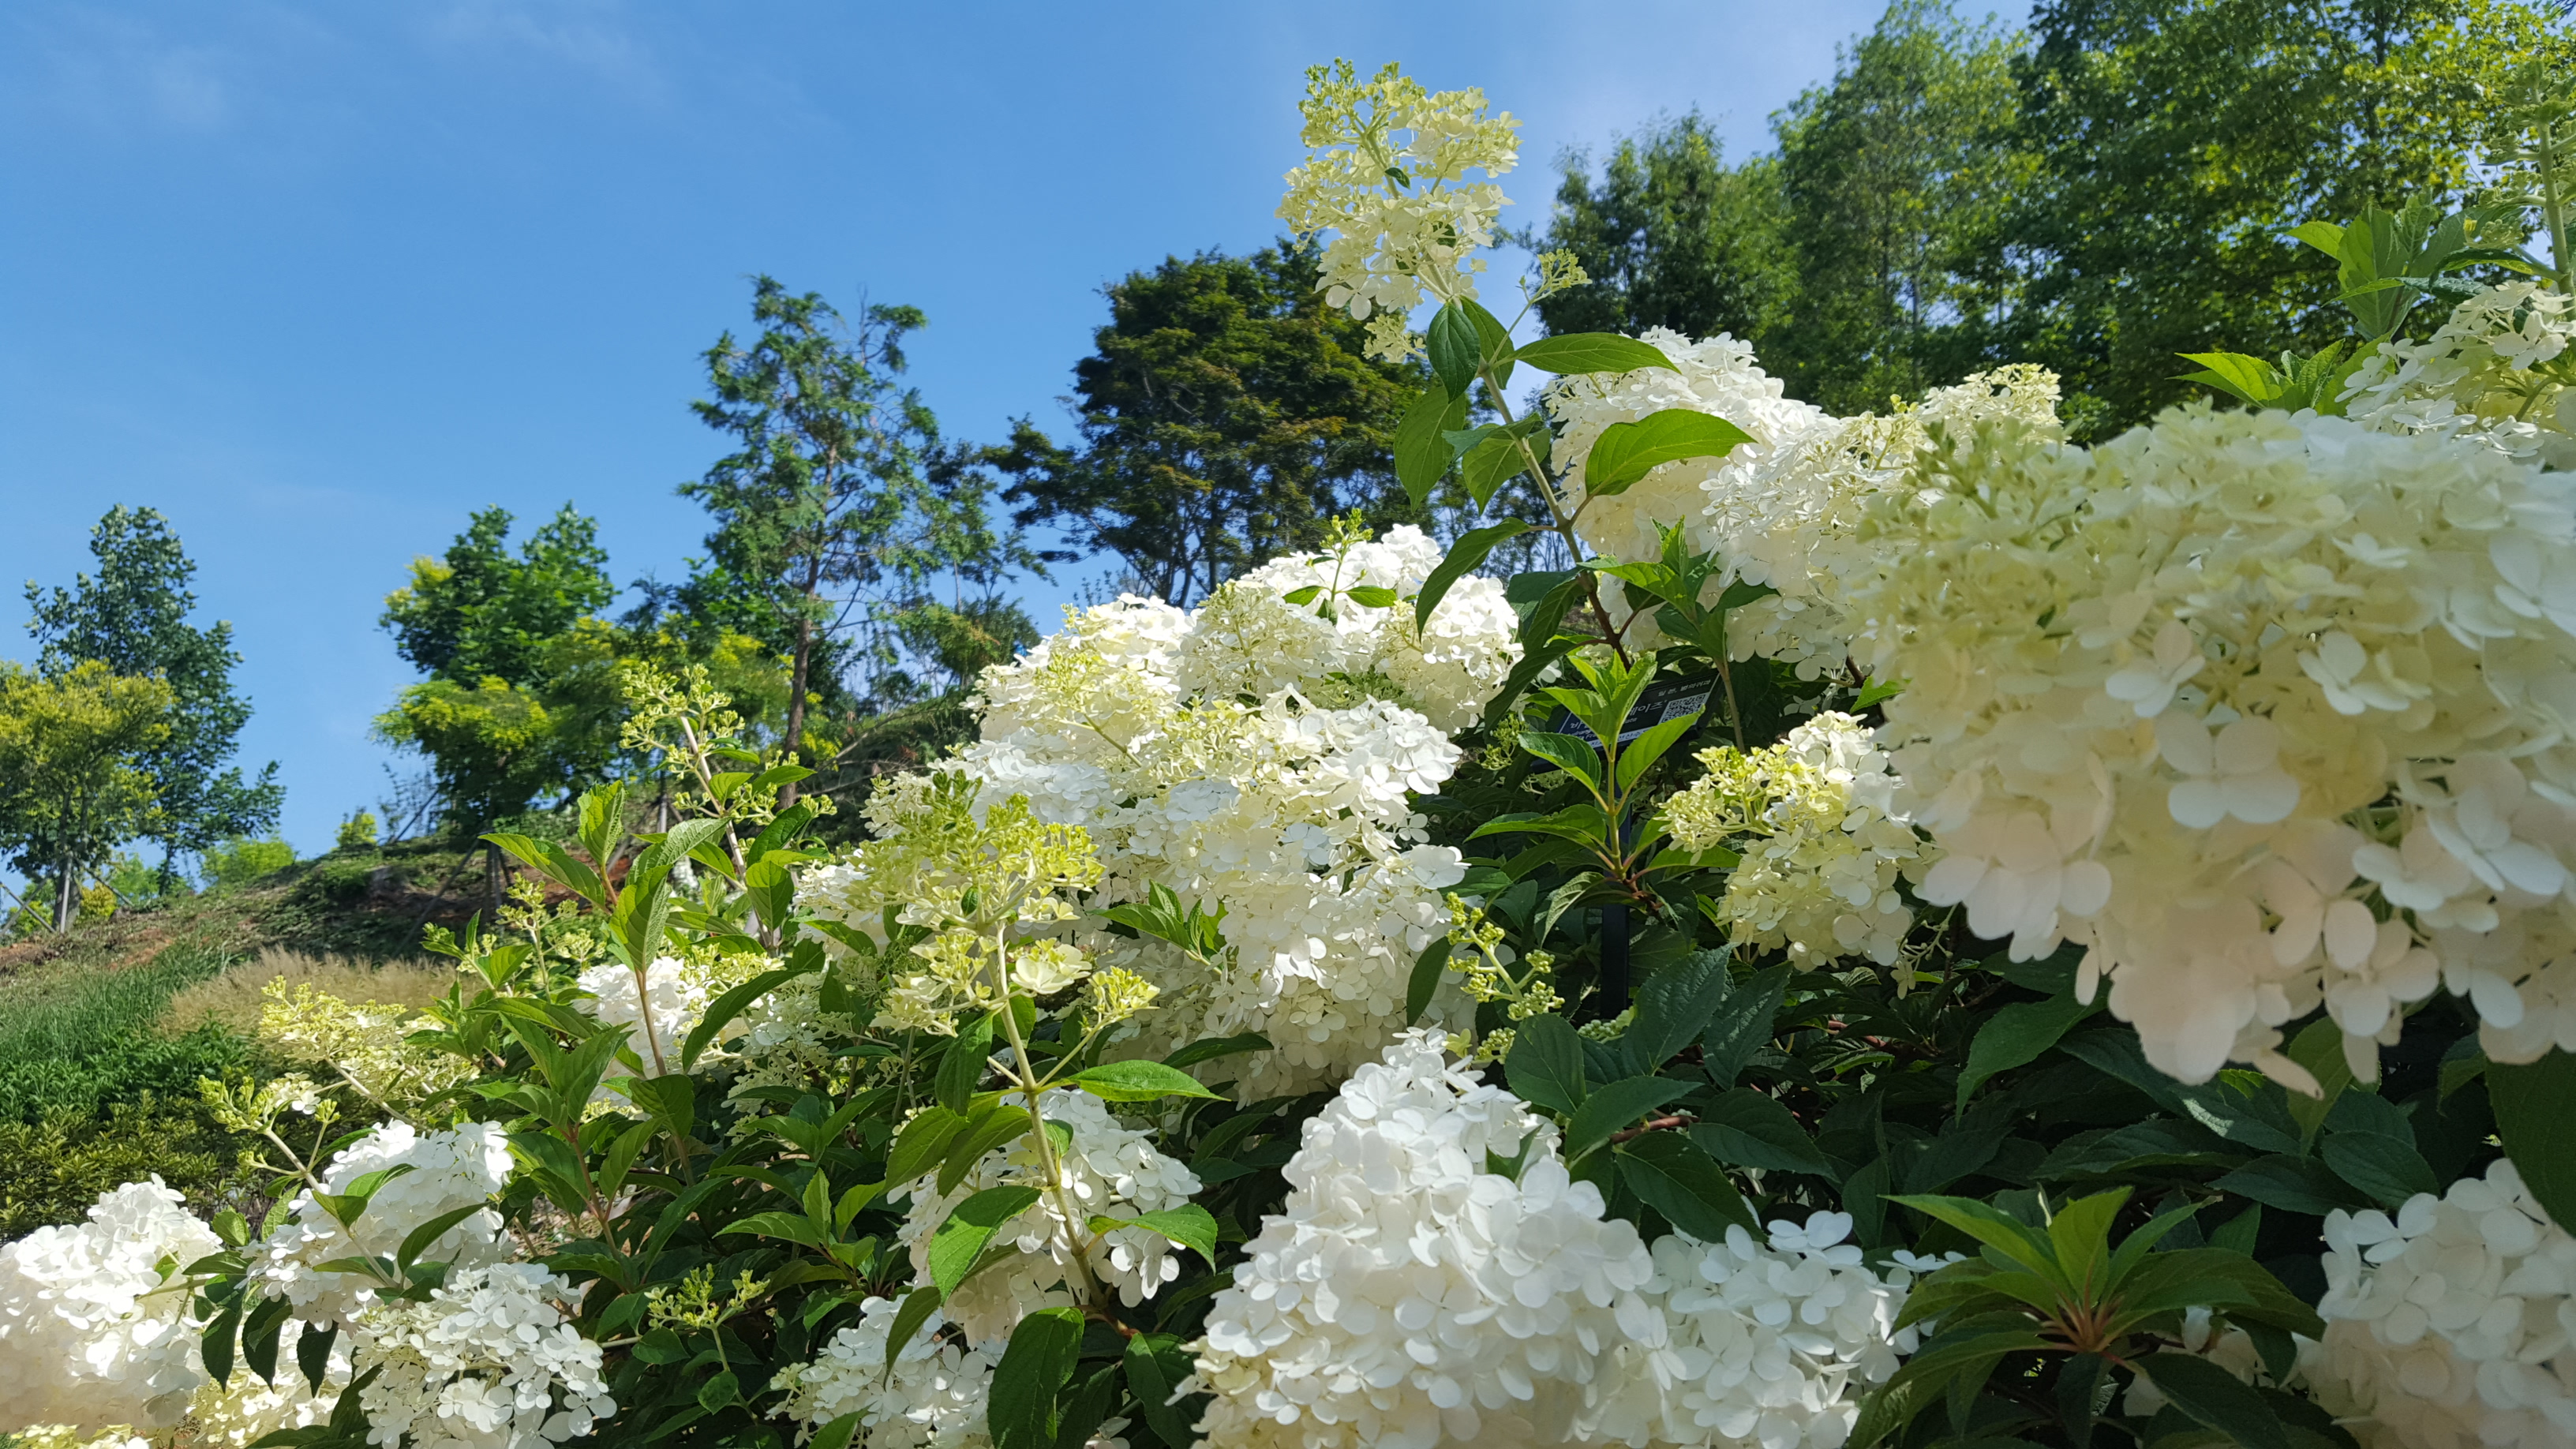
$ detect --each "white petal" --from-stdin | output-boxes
[2169,780,2230,829]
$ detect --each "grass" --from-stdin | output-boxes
[0,841,489,1237]
[161,946,459,1039]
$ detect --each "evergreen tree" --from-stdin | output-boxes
[26,505,280,883]
[992,241,1423,606]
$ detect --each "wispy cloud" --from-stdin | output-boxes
[13,9,248,133]
[416,0,662,98]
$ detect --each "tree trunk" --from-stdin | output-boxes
[486,838,505,920]
[781,614,812,809]
[52,859,77,934]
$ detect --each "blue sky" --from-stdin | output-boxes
[0,0,2024,859]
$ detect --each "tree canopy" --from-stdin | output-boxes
[994,242,1425,606]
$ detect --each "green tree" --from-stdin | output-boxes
[1769,0,2030,412]
[993,241,1423,606]
[26,506,281,885]
[2005,0,2571,434]
[1527,114,1794,346]
[0,661,174,931]
[380,504,615,685]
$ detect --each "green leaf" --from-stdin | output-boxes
[2046,1189,2131,1300]
[1346,584,1399,608]
[682,964,803,1071]
[241,1290,290,1386]
[2174,350,2286,405]
[1461,430,1534,510]
[888,1107,971,1185]
[810,1412,864,1449]
[1414,520,1531,633]
[1618,1130,1759,1239]
[1623,949,1729,1073]
[1405,937,1452,1028]
[1887,1194,2063,1281]
[1507,1013,1589,1115]
[1563,1077,1694,1163]
[2283,1017,2357,1144]
[1163,1033,1271,1070]
[990,1305,1084,1449]
[2489,1050,2576,1232]
[2289,219,2346,257]
[1700,966,1789,1088]
[1066,1060,1225,1103]
[1394,387,1470,506]
[293,1320,339,1395]
[1583,409,1754,497]
[883,1286,943,1373]
[203,1292,244,1385]
[1693,1089,1835,1177]
[1613,712,1700,792]
[717,1211,827,1249]
[1468,803,1613,849]
[929,1187,1043,1296]
[939,1105,1038,1196]
[1512,332,1678,376]
[938,1014,995,1116]
[2138,1353,2290,1449]
[1124,1333,1202,1447]
[1089,1204,1219,1263]
[1427,304,1481,397]
[696,1369,741,1413]
[1518,730,1607,792]
[1956,992,2098,1110]
[2213,1155,2368,1216]
[395,1204,488,1271]
[2322,1133,2439,1209]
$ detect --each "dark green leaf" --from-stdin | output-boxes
[1507,1013,1589,1115]
[1413,521,1531,632]
[929,1187,1043,1295]
[682,964,804,1071]
[295,1320,339,1395]
[1393,387,1469,507]
[2322,1133,2439,1209]
[1956,992,2098,1110]
[1617,1131,1759,1239]
[1693,1089,1834,1176]
[939,1015,995,1116]
[1700,966,1789,1088]
[811,1412,864,1449]
[1512,332,1678,376]
[1518,730,1607,791]
[1124,1332,1202,1447]
[990,1305,1084,1449]
[1563,1077,1694,1163]
[2489,1050,2576,1232]
[1623,949,1729,1073]
[2215,1155,2368,1215]
[1163,1033,1271,1070]
[2138,1353,2290,1449]
[884,1286,944,1373]
[241,1291,290,1385]
[1405,937,1452,1027]
[1427,304,1481,396]
[1066,1060,1224,1103]
[1583,409,1753,496]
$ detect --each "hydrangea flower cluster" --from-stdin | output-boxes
[819,526,1518,1098]
[1191,1031,1660,1449]
[896,1088,1204,1343]
[0,1178,221,1436]
[2346,281,2576,470]
[5,1428,152,1449]
[1276,60,1519,361]
[350,1263,613,1449]
[1541,331,2061,679]
[260,975,472,1109]
[1579,1215,1945,1449]
[182,1349,353,1449]
[773,1294,998,1448]
[1844,406,2576,1086]
[2312,1159,2576,1449]
[253,1122,515,1328]
[576,956,715,1087]
[1661,713,1929,968]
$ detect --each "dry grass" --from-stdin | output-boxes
[159,948,458,1038]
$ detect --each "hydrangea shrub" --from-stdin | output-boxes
[10,57,2576,1449]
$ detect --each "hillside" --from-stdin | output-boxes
[0,839,489,1237]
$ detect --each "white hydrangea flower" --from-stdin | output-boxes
[804,530,1507,1099]
[1277,61,1518,358]
[1579,1213,1944,1449]
[2312,1159,2576,1449]
[774,1295,997,1449]
[350,1263,612,1449]
[1192,1030,1658,1449]
[0,1178,222,1435]
[253,1122,515,1328]
[1848,406,2576,1086]
[2345,281,2576,470]
[1664,713,1931,968]
[3,1427,153,1449]
[183,1339,354,1448]
[896,1089,1203,1345]
[577,956,716,1088]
